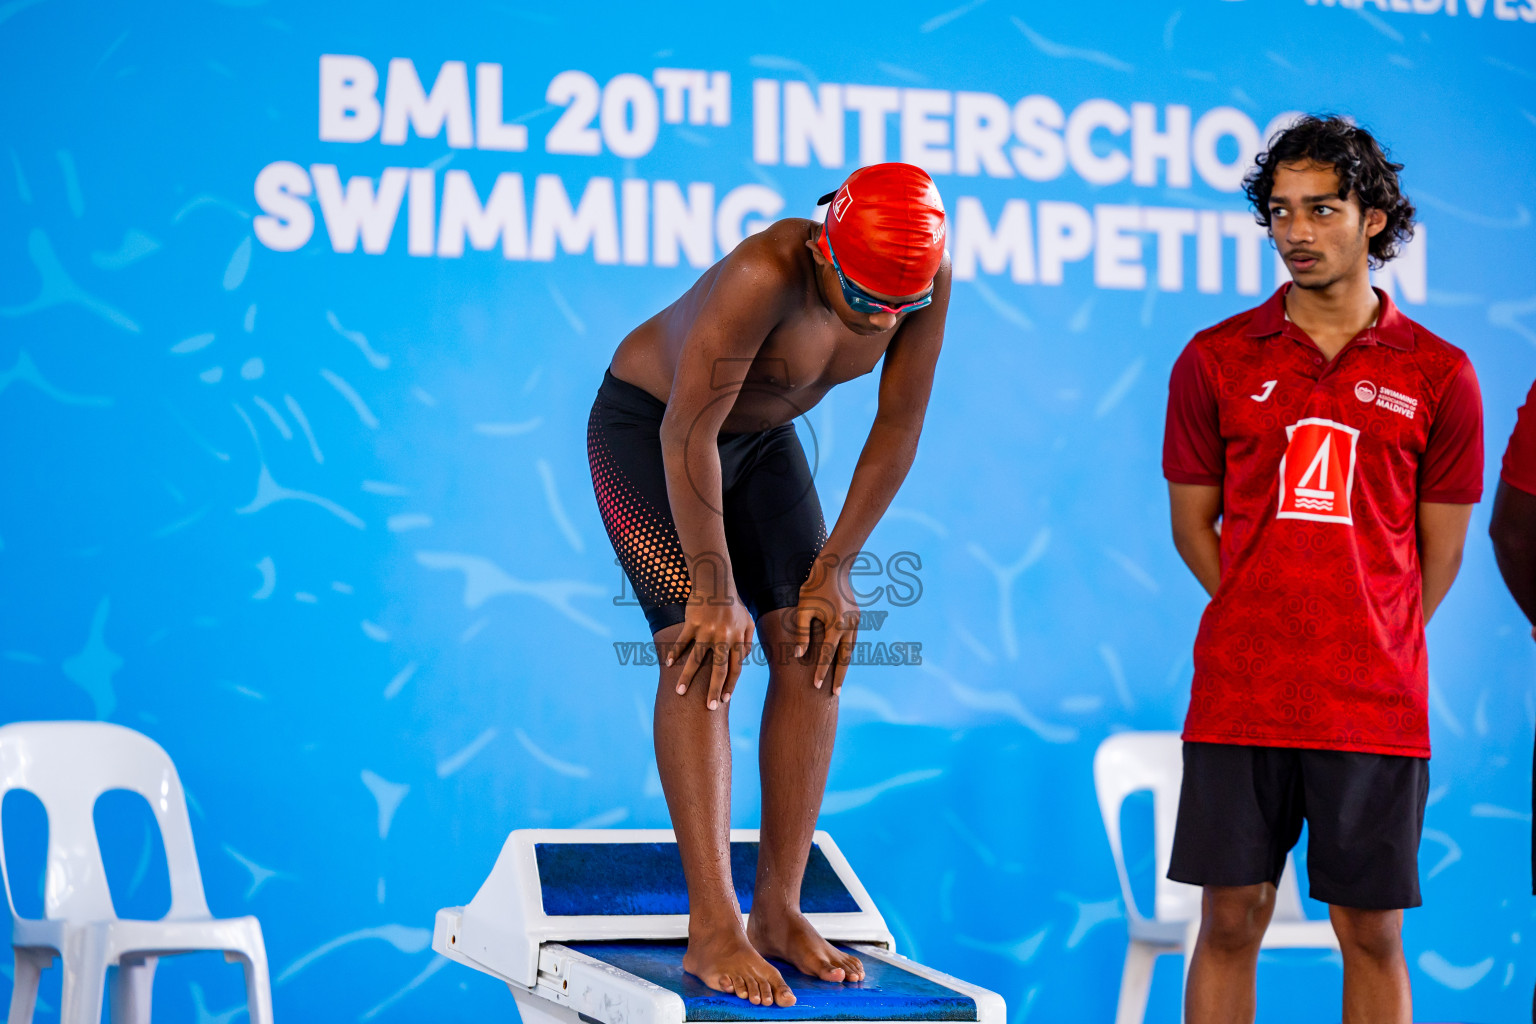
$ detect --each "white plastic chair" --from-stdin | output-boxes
[1093,731,1339,1024]
[0,721,273,1024]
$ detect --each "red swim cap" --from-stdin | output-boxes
[816,163,946,299]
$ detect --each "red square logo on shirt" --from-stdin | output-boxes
[1276,417,1360,525]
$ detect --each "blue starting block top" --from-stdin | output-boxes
[565,941,979,1022]
[537,842,862,916]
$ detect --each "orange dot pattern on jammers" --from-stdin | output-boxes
[587,406,692,608]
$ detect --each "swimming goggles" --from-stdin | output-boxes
[821,230,933,316]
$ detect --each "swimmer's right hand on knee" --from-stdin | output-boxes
[670,598,755,710]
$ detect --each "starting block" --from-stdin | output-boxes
[433,829,1005,1024]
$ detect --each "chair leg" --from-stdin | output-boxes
[8,948,54,1024]
[109,955,158,1024]
[227,946,274,1024]
[57,934,108,1024]
[1113,941,1159,1024]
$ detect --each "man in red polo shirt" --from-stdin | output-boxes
[1488,379,1536,1021]
[1162,116,1483,1023]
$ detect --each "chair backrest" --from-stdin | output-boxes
[0,721,210,924]
[1093,731,1309,925]
[1093,731,1201,924]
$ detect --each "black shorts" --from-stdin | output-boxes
[587,369,828,636]
[1168,741,1429,910]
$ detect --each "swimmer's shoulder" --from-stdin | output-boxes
[713,218,818,292]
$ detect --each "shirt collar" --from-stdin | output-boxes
[1245,283,1414,351]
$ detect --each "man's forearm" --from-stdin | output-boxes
[1167,483,1224,598]
[1420,552,1463,623]
[1417,502,1474,623]
[822,419,920,563]
[1490,482,1536,626]
[1174,528,1222,597]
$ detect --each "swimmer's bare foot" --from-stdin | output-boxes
[748,903,865,984]
[683,919,797,1006]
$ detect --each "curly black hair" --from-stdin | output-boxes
[1242,115,1415,267]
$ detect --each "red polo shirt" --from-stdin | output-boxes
[1164,285,1483,758]
[1501,379,1536,497]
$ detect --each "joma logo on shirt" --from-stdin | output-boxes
[1277,417,1360,525]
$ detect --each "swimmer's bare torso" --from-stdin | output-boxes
[608,218,948,431]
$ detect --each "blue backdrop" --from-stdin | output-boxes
[3,1,1536,1021]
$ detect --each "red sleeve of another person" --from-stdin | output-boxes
[1163,342,1224,485]
[1419,357,1484,504]
[1501,378,1536,498]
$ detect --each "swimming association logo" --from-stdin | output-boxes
[1375,386,1419,420]
[1354,380,1418,419]
[832,186,853,222]
[1276,417,1360,525]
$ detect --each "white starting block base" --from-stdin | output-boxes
[433,829,1005,1024]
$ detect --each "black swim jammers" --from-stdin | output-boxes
[587,369,827,635]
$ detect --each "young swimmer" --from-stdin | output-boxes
[587,163,950,1007]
